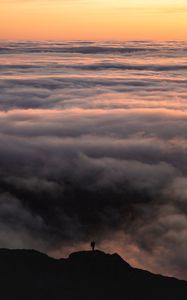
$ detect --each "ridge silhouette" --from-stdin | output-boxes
[0,248,186,300]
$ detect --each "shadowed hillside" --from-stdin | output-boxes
[0,249,187,300]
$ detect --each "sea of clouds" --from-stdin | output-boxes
[0,40,187,279]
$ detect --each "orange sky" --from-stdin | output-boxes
[0,0,187,40]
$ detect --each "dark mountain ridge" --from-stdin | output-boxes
[0,248,186,300]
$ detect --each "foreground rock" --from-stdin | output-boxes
[0,249,187,299]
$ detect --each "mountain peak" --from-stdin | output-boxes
[69,249,106,258]
[68,250,131,268]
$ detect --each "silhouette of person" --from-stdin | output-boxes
[91,241,96,251]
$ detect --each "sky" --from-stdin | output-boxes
[1,0,187,40]
[1,0,187,284]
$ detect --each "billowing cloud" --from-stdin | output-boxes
[0,40,187,280]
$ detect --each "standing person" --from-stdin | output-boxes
[91,241,96,251]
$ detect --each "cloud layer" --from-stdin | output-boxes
[0,40,187,280]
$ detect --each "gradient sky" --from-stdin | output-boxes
[1,0,187,40]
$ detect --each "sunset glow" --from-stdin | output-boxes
[1,0,187,40]
[1,0,187,284]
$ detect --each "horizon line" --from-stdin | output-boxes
[1,38,187,42]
